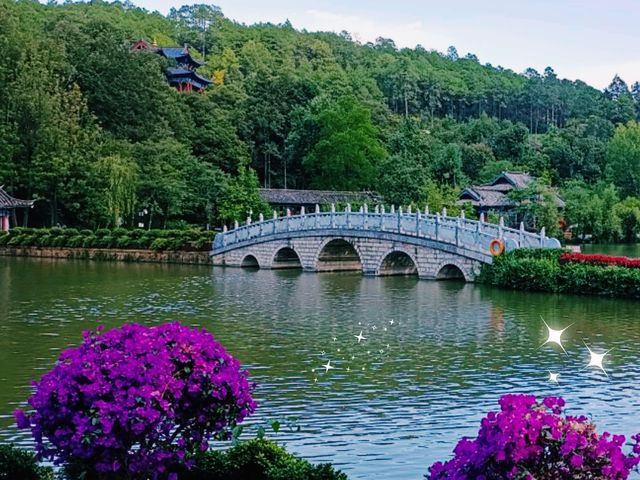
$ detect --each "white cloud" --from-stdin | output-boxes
[293,9,453,51]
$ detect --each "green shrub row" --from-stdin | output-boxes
[0,444,53,480]
[1,440,346,480]
[0,227,215,251]
[478,248,640,299]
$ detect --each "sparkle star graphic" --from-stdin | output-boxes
[354,331,367,343]
[389,320,394,325]
[541,317,571,354]
[584,342,611,376]
[322,360,335,373]
[549,372,559,383]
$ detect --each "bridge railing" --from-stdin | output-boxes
[212,207,561,255]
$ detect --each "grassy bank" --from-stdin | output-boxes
[0,227,215,252]
[478,248,640,299]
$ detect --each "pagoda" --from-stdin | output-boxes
[130,39,212,93]
[0,186,34,231]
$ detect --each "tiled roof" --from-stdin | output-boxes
[260,189,383,206]
[0,186,34,209]
[459,172,565,209]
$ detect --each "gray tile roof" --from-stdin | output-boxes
[459,172,564,209]
[260,189,383,206]
[0,186,34,209]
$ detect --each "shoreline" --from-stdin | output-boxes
[0,246,212,265]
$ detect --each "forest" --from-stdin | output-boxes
[1,0,640,241]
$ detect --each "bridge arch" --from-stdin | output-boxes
[377,249,419,276]
[272,246,302,269]
[315,238,363,272]
[240,254,260,269]
[435,262,467,281]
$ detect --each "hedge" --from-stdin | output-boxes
[2,440,346,480]
[478,248,640,299]
[0,444,53,480]
[0,227,215,252]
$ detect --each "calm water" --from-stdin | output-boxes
[1,257,640,479]
[582,243,640,257]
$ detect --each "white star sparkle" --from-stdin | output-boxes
[354,331,367,343]
[322,360,335,373]
[541,317,571,354]
[584,342,611,376]
[389,320,394,325]
[549,372,559,383]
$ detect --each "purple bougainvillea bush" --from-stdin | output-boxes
[14,322,256,479]
[429,394,640,480]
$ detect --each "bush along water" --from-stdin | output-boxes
[0,227,215,251]
[428,394,640,480]
[14,323,256,480]
[478,248,640,299]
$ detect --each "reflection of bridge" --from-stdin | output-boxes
[211,206,561,281]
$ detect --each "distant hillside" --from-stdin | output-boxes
[1,0,639,230]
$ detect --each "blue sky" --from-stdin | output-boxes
[83,1,640,88]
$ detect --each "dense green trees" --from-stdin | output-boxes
[1,0,640,234]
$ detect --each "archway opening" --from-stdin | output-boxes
[436,264,465,281]
[272,247,302,269]
[379,251,418,276]
[317,239,362,272]
[240,254,259,269]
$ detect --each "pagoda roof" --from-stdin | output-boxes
[157,47,205,68]
[0,186,34,209]
[166,68,212,86]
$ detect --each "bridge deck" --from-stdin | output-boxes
[212,210,560,261]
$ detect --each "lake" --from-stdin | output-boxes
[1,257,640,479]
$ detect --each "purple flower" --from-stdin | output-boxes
[16,322,257,479]
[428,394,640,479]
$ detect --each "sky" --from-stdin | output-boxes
[87,1,640,89]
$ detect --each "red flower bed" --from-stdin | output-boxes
[560,252,640,269]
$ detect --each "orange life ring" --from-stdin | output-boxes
[489,239,505,257]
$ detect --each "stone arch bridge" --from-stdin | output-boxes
[211,206,561,282]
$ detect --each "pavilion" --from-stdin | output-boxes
[0,186,34,231]
[130,40,212,93]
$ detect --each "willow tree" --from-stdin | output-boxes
[96,155,138,227]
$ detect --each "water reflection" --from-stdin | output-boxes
[1,258,640,479]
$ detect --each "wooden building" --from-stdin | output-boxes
[0,186,34,231]
[458,171,565,217]
[130,40,212,93]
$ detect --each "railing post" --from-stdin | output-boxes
[519,221,525,246]
[456,217,461,246]
[416,209,421,236]
[330,203,335,228]
[435,213,440,240]
[425,205,429,216]
[540,227,546,247]
[259,214,264,235]
[443,207,447,218]
[397,207,402,233]
[499,216,504,240]
[234,220,239,230]
[273,211,277,234]
[223,225,228,233]
[363,203,368,230]
[407,205,412,215]
[246,216,251,226]
[300,206,305,216]
[346,203,351,229]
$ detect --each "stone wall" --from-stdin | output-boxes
[0,247,212,265]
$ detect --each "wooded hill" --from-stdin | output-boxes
[1,0,640,236]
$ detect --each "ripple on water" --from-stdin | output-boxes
[1,260,640,479]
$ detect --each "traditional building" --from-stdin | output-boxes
[0,186,34,231]
[458,171,565,218]
[130,40,212,93]
[259,189,383,214]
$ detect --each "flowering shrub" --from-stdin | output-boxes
[560,252,640,269]
[14,322,256,479]
[428,394,640,479]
